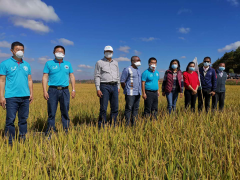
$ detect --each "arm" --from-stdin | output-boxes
[42,73,49,100]
[28,75,33,103]
[70,73,76,99]
[212,69,217,92]
[120,68,128,90]
[121,82,126,89]
[162,72,167,96]
[0,75,6,109]
[142,81,147,100]
[94,62,103,98]
[117,63,120,91]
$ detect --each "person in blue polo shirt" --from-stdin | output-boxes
[142,57,160,119]
[42,45,76,135]
[120,56,141,126]
[0,41,33,145]
[198,56,217,112]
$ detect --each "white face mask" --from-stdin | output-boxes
[134,61,141,67]
[150,64,156,70]
[15,51,24,59]
[104,52,113,58]
[55,52,65,60]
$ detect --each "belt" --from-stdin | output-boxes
[49,86,68,90]
[100,82,118,85]
[146,90,158,92]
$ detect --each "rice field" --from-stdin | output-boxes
[0,83,240,179]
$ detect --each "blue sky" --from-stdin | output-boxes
[0,0,239,80]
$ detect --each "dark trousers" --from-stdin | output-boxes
[212,92,225,111]
[5,97,29,144]
[184,89,197,112]
[198,89,211,112]
[99,84,119,128]
[46,88,70,134]
[124,95,140,126]
[144,90,158,119]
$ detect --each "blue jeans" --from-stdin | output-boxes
[46,88,70,134]
[166,90,179,114]
[5,97,29,144]
[99,84,119,128]
[124,95,140,126]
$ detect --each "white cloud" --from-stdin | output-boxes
[57,38,74,46]
[134,50,141,55]
[78,64,93,69]
[77,69,83,72]
[114,57,130,62]
[178,37,185,40]
[0,41,11,48]
[38,56,52,64]
[0,0,59,22]
[181,56,186,59]
[140,37,158,42]
[24,57,35,62]
[11,18,50,33]
[218,41,240,52]
[177,8,192,15]
[227,0,239,6]
[118,46,130,53]
[51,38,74,46]
[0,49,11,58]
[0,33,6,39]
[178,27,190,34]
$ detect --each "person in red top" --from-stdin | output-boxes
[183,62,200,112]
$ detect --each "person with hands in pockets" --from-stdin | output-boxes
[0,41,33,145]
[42,45,75,135]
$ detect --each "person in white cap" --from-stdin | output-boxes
[94,46,120,128]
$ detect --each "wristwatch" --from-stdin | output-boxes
[72,90,75,92]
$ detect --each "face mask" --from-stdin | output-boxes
[189,67,195,71]
[55,52,65,59]
[171,64,178,69]
[15,51,24,59]
[134,61,141,67]
[204,62,210,67]
[104,52,113,58]
[219,67,225,71]
[150,64,156,70]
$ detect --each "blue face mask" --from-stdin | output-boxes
[219,67,225,71]
[204,62,210,67]
[189,67,195,71]
[171,64,178,69]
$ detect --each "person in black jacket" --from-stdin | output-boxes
[198,57,217,112]
[212,63,227,111]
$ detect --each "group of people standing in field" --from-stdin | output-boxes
[0,42,227,144]
[94,46,227,127]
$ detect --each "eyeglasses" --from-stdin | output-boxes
[204,61,210,63]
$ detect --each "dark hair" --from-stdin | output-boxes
[169,59,181,71]
[131,56,138,62]
[148,57,157,64]
[186,62,195,71]
[204,57,211,62]
[11,41,24,50]
[54,45,65,53]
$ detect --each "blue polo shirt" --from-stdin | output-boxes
[0,57,31,98]
[142,68,160,91]
[120,66,141,95]
[43,59,74,87]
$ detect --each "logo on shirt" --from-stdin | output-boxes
[11,66,17,71]
[23,66,28,71]
[156,73,159,76]
[64,65,69,69]
[52,65,58,69]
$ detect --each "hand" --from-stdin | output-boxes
[71,91,76,99]
[97,90,103,98]
[162,92,165,96]
[209,91,215,96]
[192,90,197,95]
[118,89,120,94]
[44,91,49,100]
[29,94,33,104]
[158,91,160,97]
[142,93,147,100]
[0,96,6,110]
[180,93,183,98]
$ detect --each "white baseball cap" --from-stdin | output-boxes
[104,46,113,52]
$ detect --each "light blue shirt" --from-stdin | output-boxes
[120,66,141,96]
[141,68,160,91]
[0,57,31,98]
[43,59,74,87]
